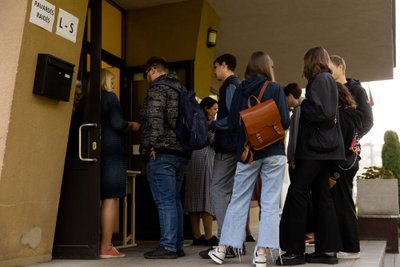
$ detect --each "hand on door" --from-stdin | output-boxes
[128,121,141,131]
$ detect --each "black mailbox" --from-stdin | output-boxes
[33,54,75,101]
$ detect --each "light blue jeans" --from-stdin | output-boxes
[146,154,188,252]
[219,155,286,249]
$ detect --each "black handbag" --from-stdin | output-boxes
[308,117,339,152]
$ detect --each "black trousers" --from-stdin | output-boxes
[280,160,342,253]
[288,167,314,234]
[331,165,360,252]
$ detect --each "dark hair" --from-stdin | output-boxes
[145,56,169,72]
[337,82,357,109]
[244,51,275,81]
[214,53,237,71]
[200,96,218,117]
[283,83,302,99]
[303,47,331,80]
[330,55,346,72]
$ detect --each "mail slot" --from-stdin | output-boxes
[33,54,75,101]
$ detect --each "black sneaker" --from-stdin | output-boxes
[276,252,305,266]
[192,235,206,245]
[144,247,178,259]
[305,252,338,264]
[225,246,236,258]
[177,249,185,257]
[199,246,214,259]
[204,235,219,246]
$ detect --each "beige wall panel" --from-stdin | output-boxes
[125,0,203,66]
[0,1,27,180]
[0,1,88,266]
[209,0,394,86]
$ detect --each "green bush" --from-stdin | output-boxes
[357,166,394,180]
[382,130,400,179]
[381,130,400,213]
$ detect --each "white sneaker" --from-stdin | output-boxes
[252,248,267,267]
[209,246,226,264]
[337,251,360,259]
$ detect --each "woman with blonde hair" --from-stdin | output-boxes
[208,51,290,267]
[99,69,140,258]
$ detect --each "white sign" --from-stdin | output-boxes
[56,8,79,43]
[29,0,55,32]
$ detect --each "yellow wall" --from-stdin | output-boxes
[125,0,203,66]
[125,0,219,98]
[194,0,219,98]
[0,1,88,266]
[102,0,122,58]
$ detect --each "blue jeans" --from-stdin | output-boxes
[146,154,188,252]
[219,155,286,249]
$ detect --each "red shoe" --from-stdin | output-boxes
[99,247,125,259]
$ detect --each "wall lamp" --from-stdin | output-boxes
[207,28,217,48]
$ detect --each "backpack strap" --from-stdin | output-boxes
[257,80,269,101]
[240,141,254,163]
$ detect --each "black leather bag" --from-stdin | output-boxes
[308,118,339,152]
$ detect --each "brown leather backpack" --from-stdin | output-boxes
[240,81,285,163]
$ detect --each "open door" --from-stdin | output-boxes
[53,0,102,258]
[125,60,195,240]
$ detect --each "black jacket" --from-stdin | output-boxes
[296,70,345,160]
[345,79,374,138]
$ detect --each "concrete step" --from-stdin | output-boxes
[384,250,400,267]
[302,240,386,267]
[26,240,388,267]
[353,240,386,267]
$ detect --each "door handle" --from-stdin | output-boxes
[79,123,98,162]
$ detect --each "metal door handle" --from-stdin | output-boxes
[79,123,98,162]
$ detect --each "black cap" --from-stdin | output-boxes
[145,56,169,70]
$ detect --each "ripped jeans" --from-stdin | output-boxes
[219,155,286,250]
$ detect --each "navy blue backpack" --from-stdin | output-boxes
[152,82,209,151]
